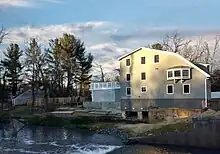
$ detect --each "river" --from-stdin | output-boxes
[0,122,220,154]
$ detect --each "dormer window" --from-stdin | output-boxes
[126,59,130,66]
[167,67,191,80]
[182,70,189,77]
[167,71,173,78]
[174,70,181,77]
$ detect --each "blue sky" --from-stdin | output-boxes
[0,0,220,72]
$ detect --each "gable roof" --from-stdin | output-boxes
[193,63,210,74]
[118,47,210,78]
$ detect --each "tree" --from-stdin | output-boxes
[210,69,220,91]
[36,49,51,111]
[75,40,93,96]
[113,68,120,82]
[24,38,42,111]
[93,63,105,82]
[47,38,65,97]
[0,25,7,45]
[1,43,23,96]
[59,34,78,97]
[151,43,164,50]
[200,36,220,72]
[150,31,219,68]
[162,31,191,53]
[0,65,10,109]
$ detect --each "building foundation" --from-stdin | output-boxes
[138,111,143,120]
[122,111,126,119]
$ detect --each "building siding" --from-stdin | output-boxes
[92,88,120,103]
[120,48,210,109]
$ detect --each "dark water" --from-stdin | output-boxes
[0,122,220,154]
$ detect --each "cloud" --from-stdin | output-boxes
[1,22,220,75]
[0,0,62,8]
[0,0,32,7]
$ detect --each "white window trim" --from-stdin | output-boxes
[141,72,146,80]
[167,70,173,79]
[126,87,132,96]
[153,55,160,63]
[141,56,146,64]
[167,68,191,80]
[182,69,191,78]
[183,84,190,94]
[166,84,174,94]
[141,86,147,93]
[174,69,181,77]
[126,59,131,66]
[94,83,99,89]
[126,73,131,82]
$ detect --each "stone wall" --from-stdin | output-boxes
[130,116,220,149]
[148,108,201,123]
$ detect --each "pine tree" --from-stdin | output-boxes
[75,40,93,96]
[1,43,23,96]
[47,38,64,96]
[24,38,41,110]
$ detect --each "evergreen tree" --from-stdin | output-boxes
[59,34,78,101]
[24,38,41,110]
[47,38,64,96]
[1,43,23,96]
[75,40,93,96]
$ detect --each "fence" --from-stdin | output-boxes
[26,97,85,107]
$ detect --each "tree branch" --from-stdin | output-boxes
[0,25,8,44]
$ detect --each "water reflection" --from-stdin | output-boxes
[0,122,220,154]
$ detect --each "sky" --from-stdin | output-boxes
[0,0,220,74]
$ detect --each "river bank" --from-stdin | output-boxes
[1,106,220,150]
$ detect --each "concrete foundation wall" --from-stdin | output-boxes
[121,99,204,111]
[83,101,121,112]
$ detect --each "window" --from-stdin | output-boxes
[126,59,130,66]
[167,71,173,78]
[107,82,112,88]
[115,82,120,88]
[167,84,174,94]
[174,70,181,77]
[141,86,147,93]
[126,74,131,81]
[99,83,103,88]
[95,83,99,89]
[154,55,159,63]
[183,84,190,94]
[141,57,145,64]
[126,87,131,96]
[91,83,94,89]
[141,72,146,80]
[182,70,189,77]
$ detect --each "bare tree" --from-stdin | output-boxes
[201,35,220,72]
[161,31,206,63]
[180,37,205,62]
[162,31,191,53]
[0,25,7,44]
[93,63,105,82]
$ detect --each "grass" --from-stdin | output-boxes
[9,105,43,118]
[130,121,193,137]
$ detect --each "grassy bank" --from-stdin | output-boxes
[2,106,194,138]
[4,106,120,131]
